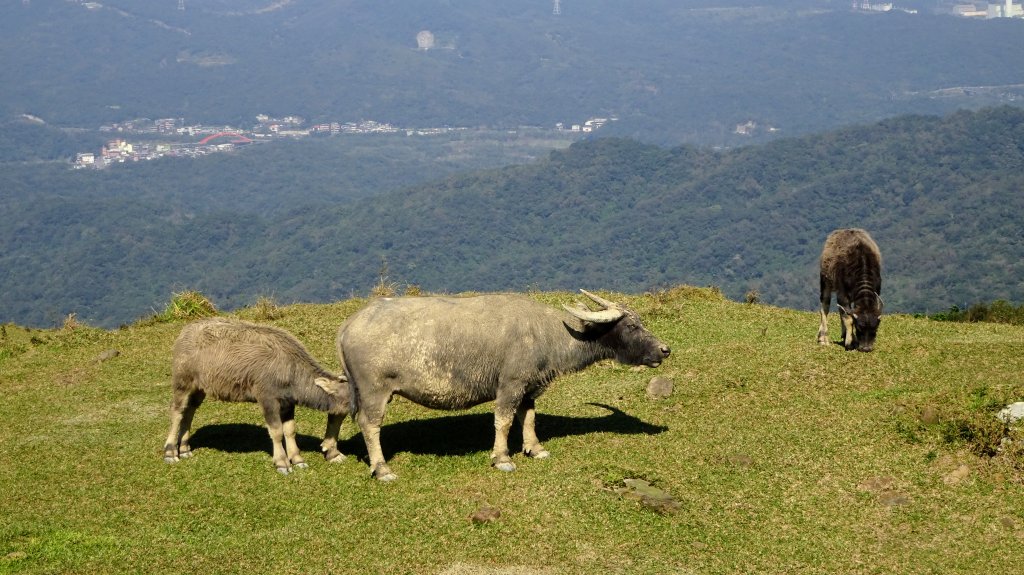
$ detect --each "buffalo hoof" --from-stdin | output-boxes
[178,450,193,459]
[326,452,346,463]
[494,461,517,473]
[276,466,292,475]
[372,465,397,482]
[293,461,308,469]
[525,449,550,459]
[163,455,179,464]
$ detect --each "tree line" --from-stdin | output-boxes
[2,106,1023,328]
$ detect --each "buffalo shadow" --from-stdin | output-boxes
[189,423,327,457]
[364,402,667,461]
[187,403,666,462]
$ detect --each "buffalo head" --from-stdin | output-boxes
[563,289,671,367]
[839,298,882,352]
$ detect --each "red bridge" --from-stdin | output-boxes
[198,132,253,145]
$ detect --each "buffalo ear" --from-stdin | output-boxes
[315,377,343,396]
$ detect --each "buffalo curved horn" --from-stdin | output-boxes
[875,292,884,310]
[580,289,617,309]
[562,289,624,324]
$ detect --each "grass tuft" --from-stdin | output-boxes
[61,313,81,331]
[248,295,283,321]
[148,290,218,324]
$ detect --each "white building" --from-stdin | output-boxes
[987,0,1024,17]
[74,153,95,167]
[957,1,1024,17]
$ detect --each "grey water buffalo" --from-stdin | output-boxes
[817,228,883,352]
[336,290,671,481]
[163,317,351,474]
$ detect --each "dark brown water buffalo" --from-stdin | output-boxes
[163,317,351,474]
[336,290,671,481]
[817,228,883,352]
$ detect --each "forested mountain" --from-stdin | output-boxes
[3,0,1023,146]
[3,106,1022,328]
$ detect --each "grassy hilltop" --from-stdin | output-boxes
[1,288,1022,574]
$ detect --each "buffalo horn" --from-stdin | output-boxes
[562,304,624,324]
[563,289,624,323]
[580,289,617,310]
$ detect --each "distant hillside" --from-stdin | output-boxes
[255,106,1024,314]
[2,1,1023,146]
[2,106,1022,328]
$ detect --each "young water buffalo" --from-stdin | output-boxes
[163,317,351,474]
[817,228,883,352]
[336,290,671,481]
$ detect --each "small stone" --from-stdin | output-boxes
[997,402,1024,424]
[640,494,681,515]
[621,478,680,514]
[469,505,501,524]
[95,349,120,363]
[646,376,674,399]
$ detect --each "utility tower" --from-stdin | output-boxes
[553,0,561,16]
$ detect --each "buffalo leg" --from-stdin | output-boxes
[175,390,204,459]
[355,398,396,481]
[320,412,346,463]
[280,403,306,469]
[491,406,517,472]
[841,312,856,350]
[516,398,549,459]
[260,398,292,474]
[817,277,831,345]
[836,298,856,350]
[163,388,204,462]
[491,384,526,472]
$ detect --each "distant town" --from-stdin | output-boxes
[850,1,1023,18]
[949,0,1024,18]
[73,114,615,169]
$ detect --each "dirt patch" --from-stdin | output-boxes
[858,476,911,507]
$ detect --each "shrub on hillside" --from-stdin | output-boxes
[927,300,1024,325]
[249,296,283,321]
[151,291,218,323]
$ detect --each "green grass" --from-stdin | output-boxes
[1,288,1021,574]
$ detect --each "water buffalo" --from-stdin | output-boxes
[163,317,351,474]
[336,290,671,481]
[817,228,883,352]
